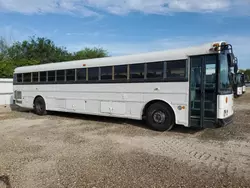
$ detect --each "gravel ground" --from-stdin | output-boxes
[0,92,250,188]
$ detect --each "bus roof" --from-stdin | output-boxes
[14,41,226,73]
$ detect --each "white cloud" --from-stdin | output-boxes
[0,0,98,16]
[0,0,249,16]
[66,32,100,37]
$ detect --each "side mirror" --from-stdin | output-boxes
[227,54,235,67]
[234,63,238,74]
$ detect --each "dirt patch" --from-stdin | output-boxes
[0,92,250,187]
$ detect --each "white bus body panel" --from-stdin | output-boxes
[14,82,189,127]
[217,94,234,119]
[237,87,243,96]
[243,86,246,93]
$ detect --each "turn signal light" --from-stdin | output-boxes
[210,43,220,52]
[225,97,228,103]
[213,43,220,47]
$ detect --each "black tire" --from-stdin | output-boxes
[146,102,174,132]
[34,97,47,116]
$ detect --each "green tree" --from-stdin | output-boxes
[238,69,245,73]
[0,59,39,78]
[73,47,109,60]
[0,62,13,78]
[7,36,71,64]
[0,35,109,78]
[0,37,8,60]
[244,69,250,82]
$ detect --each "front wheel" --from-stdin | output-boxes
[146,102,175,132]
[34,97,47,116]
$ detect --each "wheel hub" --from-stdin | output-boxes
[153,111,166,124]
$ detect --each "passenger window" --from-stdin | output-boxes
[57,70,65,81]
[88,67,99,81]
[17,74,22,83]
[114,65,127,80]
[32,72,38,82]
[77,69,86,81]
[48,71,56,82]
[147,62,164,79]
[167,60,186,79]
[40,72,47,82]
[66,69,75,81]
[23,73,31,82]
[101,66,112,80]
[130,64,145,80]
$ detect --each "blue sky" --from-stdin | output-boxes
[0,0,250,68]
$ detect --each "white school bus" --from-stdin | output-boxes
[13,41,237,131]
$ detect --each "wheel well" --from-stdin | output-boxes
[142,100,176,123]
[33,95,43,105]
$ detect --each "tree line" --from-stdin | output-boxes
[238,69,250,82]
[0,36,109,78]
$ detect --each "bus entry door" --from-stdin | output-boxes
[190,55,217,128]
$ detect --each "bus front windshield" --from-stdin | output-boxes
[220,54,231,91]
[236,74,242,86]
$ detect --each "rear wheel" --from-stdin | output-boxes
[34,97,47,116]
[146,102,174,131]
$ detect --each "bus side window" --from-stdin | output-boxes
[32,72,39,82]
[57,70,65,82]
[147,62,164,79]
[77,68,86,81]
[101,66,113,80]
[88,67,99,81]
[40,72,47,82]
[66,69,76,81]
[23,73,31,83]
[48,71,56,82]
[130,63,145,80]
[166,60,186,80]
[114,65,127,80]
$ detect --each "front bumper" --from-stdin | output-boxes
[201,115,234,129]
[217,115,234,127]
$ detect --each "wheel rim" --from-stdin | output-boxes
[152,110,166,124]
